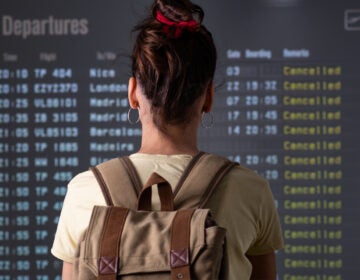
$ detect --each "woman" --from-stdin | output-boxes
[51,0,283,279]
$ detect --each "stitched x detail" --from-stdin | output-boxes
[98,256,118,274]
[170,249,189,268]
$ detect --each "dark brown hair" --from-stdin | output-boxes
[132,0,217,129]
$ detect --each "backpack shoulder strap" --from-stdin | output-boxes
[89,157,143,208]
[174,153,238,209]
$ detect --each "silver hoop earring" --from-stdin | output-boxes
[201,112,214,129]
[128,107,140,124]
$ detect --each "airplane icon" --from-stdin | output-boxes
[345,10,360,31]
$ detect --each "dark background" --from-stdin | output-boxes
[0,0,359,278]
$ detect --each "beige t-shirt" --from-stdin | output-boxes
[51,153,283,279]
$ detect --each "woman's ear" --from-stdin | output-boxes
[202,83,215,113]
[128,77,139,108]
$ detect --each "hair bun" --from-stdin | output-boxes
[155,10,200,38]
[152,0,204,38]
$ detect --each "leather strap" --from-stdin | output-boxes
[170,209,195,280]
[138,173,174,211]
[90,166,114,206]
[90,157,140,208]
[199,161,238,208]
[174,153,238,209]
[121,156,143,196]
[97,207,129,280]
[173,151,205,196]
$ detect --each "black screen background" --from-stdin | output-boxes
[1,0,359,278]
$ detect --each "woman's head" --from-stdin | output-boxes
[131,0,217,130]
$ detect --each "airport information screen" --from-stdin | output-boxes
[1,0,360,278]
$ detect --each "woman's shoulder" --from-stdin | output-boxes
[204,153,269,190]
[227,164,269,188]
[68,170,98,192]
[215,163,273,205]
[69,169,96,185]
[65,170,106,207]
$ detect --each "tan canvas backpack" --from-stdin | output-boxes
[72,152,237,279]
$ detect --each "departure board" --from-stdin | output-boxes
[1,0,360,279]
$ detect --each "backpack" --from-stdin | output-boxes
[72,152,237,279]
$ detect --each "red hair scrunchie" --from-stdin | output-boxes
[156,10,199,38]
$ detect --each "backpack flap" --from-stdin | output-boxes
[80,206,226,279]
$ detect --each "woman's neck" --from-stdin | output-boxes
[138,122,200,156]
